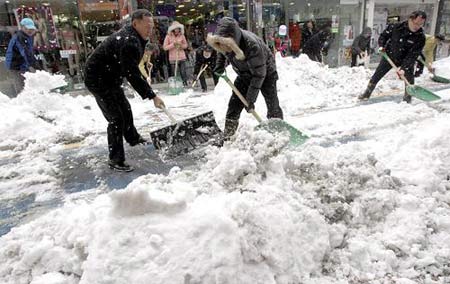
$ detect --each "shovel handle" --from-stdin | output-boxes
[381,52,412,87]
[417,57,434,74]
[160,106,177,124]
[192,64,209,88]
[218,73,263,123]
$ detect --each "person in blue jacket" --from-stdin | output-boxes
[5,18,40,96]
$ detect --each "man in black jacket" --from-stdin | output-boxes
[193,44,218,92]
[358,11,427,103]
[207,17,283,139]
[84,9,165,172]
[351,27,372,67]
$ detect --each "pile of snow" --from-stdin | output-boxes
[1,56,450,283]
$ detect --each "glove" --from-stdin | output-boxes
[378,47,385,53]
[152,95,165,109]
[396,68,405,79]
[174,42,181,49]
[146,77,152,85]
[245,101,255,113]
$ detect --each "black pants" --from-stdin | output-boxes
[199,72,219,91]
[226,75,283,121]
[369,57,414,87]
[305,51,322,63]
[87,86,141,163]
[351,53,359,67]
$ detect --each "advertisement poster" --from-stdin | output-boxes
[14,6,59,50]
[372,9,388,50]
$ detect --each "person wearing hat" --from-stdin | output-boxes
[415,34,445,77]
[207,17,283,140]
[4,17,40,96]
[193,44,217,92]
[163,21,189,86]
[350,27,372,67]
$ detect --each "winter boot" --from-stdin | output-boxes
[223,119,239,141]
[358,83,375,100]
[403,92,412,104]
[108,160,134,172]
[129,135,148,146]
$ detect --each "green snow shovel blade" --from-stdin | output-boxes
[168,76,183,95]
[406,85,441,101]
[381,52,441,102]
[417,57,450,84]
[431,75,450,84]
[256,119,309,145]
[218,72,308,146]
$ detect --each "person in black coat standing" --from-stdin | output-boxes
[358,11,427,103]
[84,9,165,172]
[302,28,331,63]
[301,20,316,51]
[193,44,218,92]
[351,27,372,67]
[207,17,283,139]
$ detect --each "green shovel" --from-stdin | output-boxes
[417,57,450,84]
[381,52,441,102]
[218,72,308,146]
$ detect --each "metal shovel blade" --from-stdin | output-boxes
[150,111,223,158]
[431,75,450,84]
[255,119,309,146]
[406,85,441,102]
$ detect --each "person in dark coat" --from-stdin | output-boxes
[351,27,372,67]
[193,44,218,92]
[84,9,165,172]
[207,17,283,139]
[4,18,40,97]
[301,20,316,51]
[302,28,331,63]
[358,11,427,103]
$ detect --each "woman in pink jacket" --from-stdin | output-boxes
[163,21,189,86]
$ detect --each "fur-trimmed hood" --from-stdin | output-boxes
[168,21,184,34]
[206,17,245,60]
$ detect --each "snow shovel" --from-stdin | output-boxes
[417,57,450,84]
[149,106,223,158]
[168,49,183,95]
[218,72,308,146]
[192,64,209,88]
[381,52,441,102]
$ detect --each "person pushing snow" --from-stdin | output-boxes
[207,17,283,140]
[358,10,427,103]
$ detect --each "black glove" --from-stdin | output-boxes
[245,101,255,113]
[213,68,225,76]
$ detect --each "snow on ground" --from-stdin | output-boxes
[1,55,450,283]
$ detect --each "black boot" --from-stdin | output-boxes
[403,93,412,104]
[129,135,148,146]
[358,83,375,100]
[108,160,134,172]
[224,119,239,140]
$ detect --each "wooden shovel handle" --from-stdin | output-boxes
[381,52,412,87]
[192,64,209,88]
[219,73,263,123]
[160,105,177,124]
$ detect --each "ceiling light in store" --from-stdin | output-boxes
[158,0,163,3]
[176,9,180,12]
[5,0,10,3]
[199,4,204,7]
[289,2,295,5]
[307,3,311,6]
[179,4,185,8]
[190,8,195,11]
[99,0,103,3]
[183,12,188,15]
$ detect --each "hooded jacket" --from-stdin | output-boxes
[352,27,372,55]
[378,21,425,71]
[302,30,330,56]
[163,21,188,62]
[5,30,38,72]
[84,24,155,100]
[207,17,277,104]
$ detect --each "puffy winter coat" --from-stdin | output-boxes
[378,21,425,71]
[163,21,188,62]
[207,17,277,104]
[193,45,216,75]
[352,27,372,55]
[5,30,38,72]
[84,24,155,100]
